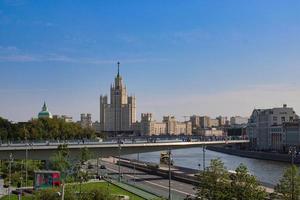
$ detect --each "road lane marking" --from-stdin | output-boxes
[106,166,196,197]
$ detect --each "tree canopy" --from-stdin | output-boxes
[196,159,267,200]
[0,117,96,141]
[275,165,300,200]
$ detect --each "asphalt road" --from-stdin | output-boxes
[91,160,196,200]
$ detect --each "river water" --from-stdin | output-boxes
[125,147,291,186]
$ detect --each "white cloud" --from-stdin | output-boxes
[0,48,166,65]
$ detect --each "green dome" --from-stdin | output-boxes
[38,102,52,119]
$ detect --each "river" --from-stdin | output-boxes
[125,147,291,186]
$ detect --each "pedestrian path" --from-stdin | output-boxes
[111,180,160,200]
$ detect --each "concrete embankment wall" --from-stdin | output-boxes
[117,160,200,186]
[207,146,299,164]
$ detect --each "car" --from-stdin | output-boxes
[100,165,106,169]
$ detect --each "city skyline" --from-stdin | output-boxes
[1,1,300,122]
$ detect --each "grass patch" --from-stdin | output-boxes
[1,182,145,200]
[0,195,32,200]
[67,182,145,200]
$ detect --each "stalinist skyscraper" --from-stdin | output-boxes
[100,63,136,135]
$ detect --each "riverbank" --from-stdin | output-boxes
[207,146,299,164]
[114,157,274,193]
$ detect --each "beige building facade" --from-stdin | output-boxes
[100,66,136,133]
[80,113,92,128]
[140,113,192,136]
[197,128,224,137]
[247,104,298,150]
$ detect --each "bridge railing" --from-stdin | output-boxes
[0,136,248,147]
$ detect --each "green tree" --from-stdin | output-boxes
[274,165,300,200]
[196,158,231,200]
[79,147,92,165]
[50,144,71,178]
[230,164,267,200]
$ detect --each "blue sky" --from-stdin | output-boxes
[1,0,300,122]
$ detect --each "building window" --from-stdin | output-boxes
[281,117,285,122]
[273,116,277,121]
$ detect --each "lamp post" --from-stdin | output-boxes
[118,139,121,182]
[289,146,297,200]
[168,148,172,200]
[8,153,13,200]
[203,145,206,171]
[23,125,28,188]
[97,155,100,177]
[133,157,136,184]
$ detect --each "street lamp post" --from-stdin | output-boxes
[289,146,297,200]
[25,143,28,188]
[23,125,28,188]
[168,148,172,200]
[118,139,121,182]
[203,145,206,171]
[97,155,100,177]
[9,153,13,200]
[133,157,136,184]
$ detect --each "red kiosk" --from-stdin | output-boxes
[34,170,61,190]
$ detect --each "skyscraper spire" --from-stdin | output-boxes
[117,61,120,77]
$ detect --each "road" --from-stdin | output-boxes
[90,160,196,200]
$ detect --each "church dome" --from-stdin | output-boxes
[38,102,52,119]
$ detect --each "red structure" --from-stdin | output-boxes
[34,170,61,190]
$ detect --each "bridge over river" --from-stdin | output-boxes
[0,138,249,160]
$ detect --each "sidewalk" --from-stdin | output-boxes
[110,180,160,200]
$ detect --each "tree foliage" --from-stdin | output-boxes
[0,116,96,141]
[196,159,231,200]
[50,144,71,180]
[230,164,267,200]
[79,147,92,165]
[0,159,42,186]
[274,165,300,200]
[196,159,267,200]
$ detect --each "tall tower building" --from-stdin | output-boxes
[100,63,136,135]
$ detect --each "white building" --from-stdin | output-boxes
[197,128,224,137]
[100,63,136,135]
[53,115,73,123]
[209,118,219,127]
[247,104,298,150]
[140,113,192,136]
[230,116,249,126]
